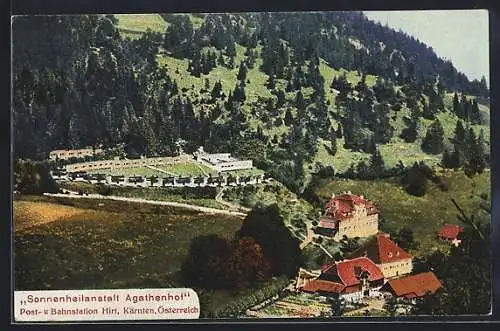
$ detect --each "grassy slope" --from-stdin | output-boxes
[87,166,164,177]
[115,14,168,39]
[156,163,216,176]
[224,182,315,240]
[120,14,490,174]
[57,182,225,209]
[113,14,492,259]
[317,170,491,257]
[14,196,242,290]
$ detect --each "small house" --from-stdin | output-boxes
[438,224,464,247]
[300,257,385,302]
[348,233,413,279]
[380,271,442,300]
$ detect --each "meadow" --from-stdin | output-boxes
[14,195,292,317]
[317,170,491,257]
[156,163,216,176]
[115,14,168,39]
[57,182,225,209]
[14,195,243,291]
[86,166,163,177]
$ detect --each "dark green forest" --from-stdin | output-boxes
[12,12,490,194]
[12,12,492,316]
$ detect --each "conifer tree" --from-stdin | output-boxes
[442,147,461,169]
[370,147,385,178]
[237,61,248,81]
[225,41,236,57]
[217,52,225,66]
[284,108,294,126]
[276,89,286,108]
[211,80,223,100]
[227,56,235,69]
[471,99,481,124]
[464,128,486,176]
[421,119,445,154]
[336,123,343,138]
[452,92,462,118]
[461,94,471,121]
[400,117,419,143]
[266,73,276,90]
[329,134,338,156]
[295,91,307,119]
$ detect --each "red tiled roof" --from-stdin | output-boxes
[322,257,384,287]
[382,272,442,298]
[324,194,379,221]
[318,219,337,229]
[301,279,345,294]
[438,224,464,240]
[348,234,412,264]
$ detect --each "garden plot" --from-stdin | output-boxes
[250,293,331,318]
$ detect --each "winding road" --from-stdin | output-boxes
[43,192,248,217]
[298,224,333,258]
[215,187,251,213]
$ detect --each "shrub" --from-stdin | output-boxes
[96,185,113,196]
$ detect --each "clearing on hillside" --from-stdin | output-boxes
[14,196,243,291]
[317,170,490,257]
[115,14,167,39]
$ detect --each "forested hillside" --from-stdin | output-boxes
[12,12,490,193]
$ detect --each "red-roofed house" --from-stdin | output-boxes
[300,257,385,302]
[348,234,413,279]
[438,224,464,247]
[380,271,442,299]
[316,192,379,240]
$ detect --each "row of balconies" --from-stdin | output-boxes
[51,172,270,188]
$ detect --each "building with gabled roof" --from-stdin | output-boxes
[316,192,379,240]
[380,271,442,299]
[348,233,413,279]
[438,224,464,247]
[300,257,385,302]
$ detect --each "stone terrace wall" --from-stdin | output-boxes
[49,148,104,160]
[65,155,193,172]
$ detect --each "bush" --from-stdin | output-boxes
[237,204,303,278]
[96,185,113,196]
[14,159,59,195]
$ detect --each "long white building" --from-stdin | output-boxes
[194,147,252,172]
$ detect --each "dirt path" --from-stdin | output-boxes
[43,192,248,217]
[299,223,314,249]
[145,165,175,175]
[194,163,210,176]
[297,226,333,257]
[215,187,251,213]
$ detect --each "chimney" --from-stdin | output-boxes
[331,193,335,199]
[363,251,368,257]
[347,190,352,194]
[360,195,364,200]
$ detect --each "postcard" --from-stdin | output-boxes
[11,10,491,322]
